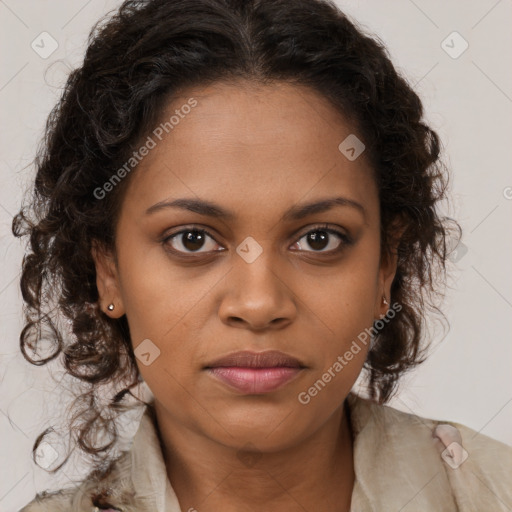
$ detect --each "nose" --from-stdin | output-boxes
[218,249,297,331]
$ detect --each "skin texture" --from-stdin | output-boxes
[92,80,398,512]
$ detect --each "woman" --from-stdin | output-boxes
[14,0,511,510]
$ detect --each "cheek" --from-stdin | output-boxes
[299,244,380,389]
[116,234,195,337]
[301,277,373,386]
[116,243,218,376]
[294,267,377,418]
[302,246,380,334]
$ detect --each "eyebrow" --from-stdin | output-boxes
[145,196,366,221]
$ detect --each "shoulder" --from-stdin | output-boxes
[19,488,77,512]
[20,406,161,512]
[364,394,512,467]
[19,451,136,512]
[348,393,512,510]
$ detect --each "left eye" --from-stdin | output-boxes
[292,227,349,253]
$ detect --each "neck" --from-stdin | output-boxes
[154,400,355,512]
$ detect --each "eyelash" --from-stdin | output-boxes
[160,223,353,258]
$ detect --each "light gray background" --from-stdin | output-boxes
[1,1,511,511]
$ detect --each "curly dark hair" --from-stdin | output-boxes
[12,0,460,475]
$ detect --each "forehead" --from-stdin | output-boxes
[155,80,360,162]
[120,80,377,225]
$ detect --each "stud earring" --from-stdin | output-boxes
[378,296,389,320]
[107,303,115,311]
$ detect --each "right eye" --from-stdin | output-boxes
[162,227,224,256]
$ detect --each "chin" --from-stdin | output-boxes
[204,411,310,451]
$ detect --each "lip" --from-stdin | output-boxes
[207,367,303,394]
[204,350,305,369]
[204,350,306,394]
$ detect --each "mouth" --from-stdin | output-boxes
[203,350,306,394]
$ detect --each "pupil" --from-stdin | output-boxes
[183,231,204,251]
[308,231,328,251]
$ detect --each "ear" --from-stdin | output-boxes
[374,219,406,320]
[91,240,125,318]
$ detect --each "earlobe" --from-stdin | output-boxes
[374,223,404,320]
[91,240,125,317]
[374,251,397,320]
[382,246,399,291]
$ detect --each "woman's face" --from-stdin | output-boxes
[93,80,397,451]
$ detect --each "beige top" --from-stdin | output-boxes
[20,392,512,511]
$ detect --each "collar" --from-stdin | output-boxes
[127,405,182,512]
